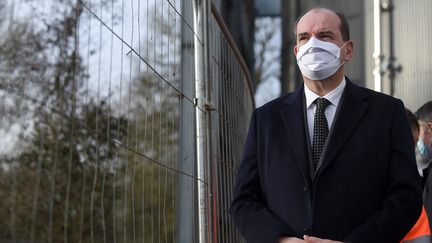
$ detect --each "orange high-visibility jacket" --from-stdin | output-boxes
[401,206,431,243]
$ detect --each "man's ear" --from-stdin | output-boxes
[293,45,299,57]
[343,40,354,61]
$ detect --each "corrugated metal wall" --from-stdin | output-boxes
[391,0,432,111]
[365,0,431,111]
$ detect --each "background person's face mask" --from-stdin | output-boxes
[417,138,432,168]
[418,124,432,159]
[296,37,346,81]
[418,138,432,157]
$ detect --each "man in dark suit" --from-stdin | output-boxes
[230,8,422,243]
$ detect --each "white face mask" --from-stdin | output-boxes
[296,37,346,81]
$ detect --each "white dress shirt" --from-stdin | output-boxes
[304,78,346,144]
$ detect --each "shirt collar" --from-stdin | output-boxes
[304,77,346,108]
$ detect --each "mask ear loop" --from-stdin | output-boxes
[337,41,351,72]
[338,41,348,59]
[336,42,349,70]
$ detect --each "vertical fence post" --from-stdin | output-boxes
[193,0,211,242]
[178,0,197,242]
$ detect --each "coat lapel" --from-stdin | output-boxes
[318,80,369,174]
[280,86,312,188]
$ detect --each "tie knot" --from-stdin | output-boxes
[315,98,330,111]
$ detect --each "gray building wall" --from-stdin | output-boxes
[389,0,432,111]
[365,0,432,111]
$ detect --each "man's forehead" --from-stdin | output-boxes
[297,9,341,34]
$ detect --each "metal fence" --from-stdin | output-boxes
[0,0,253,242]
[208,5,254,243]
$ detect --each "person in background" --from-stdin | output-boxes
[230,7,422,243]
[402,206,431,243]
[407,109,420,149]
[416,101,432,231]
[416,101,432,185]
[401,109,431,243]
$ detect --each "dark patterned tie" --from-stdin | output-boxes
[312,98,330,171]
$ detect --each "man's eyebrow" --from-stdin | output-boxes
[317,31,336,36]
[297,32,310,38]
